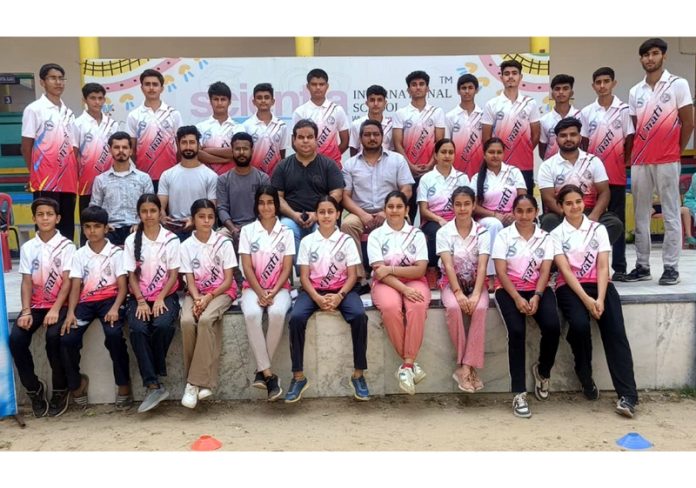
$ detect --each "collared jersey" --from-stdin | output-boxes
[491,224,554,291]
[629,70,692,165]
[392,103,446,166]
[537,149,608,209]
[349,115,394,152]
[238,218,295,290]
[196,116,239,175]
[180,231,238,299]
[19,231,76,309]
[367,221,428,283]
[21,95,79,193]
[445,104,484,177]
[123,226,180,301]
[436,219,490,290]
[126,102,182,180]
[539,106,581,159]
[69,240,125,303]
[482,93,541,171]
[470,162,526,213]
[74,112,119,195]
[241,114,290,175]
[551,215,611,288]
[580,96,635,185]
[416,167,470,221]
[297,229,361,291]
[292,100,349,166]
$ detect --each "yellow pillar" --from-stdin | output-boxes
[295,37,314,57]
[530,37,550,54]
[79,37,100,84]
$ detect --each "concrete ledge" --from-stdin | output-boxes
[15,298,696,405]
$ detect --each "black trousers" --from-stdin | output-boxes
[33,191,76,242]
[421,220,441,268]
[408,175,422,224]
[608,185,627,273]
[520,169,534,197]
[78,194,91,246]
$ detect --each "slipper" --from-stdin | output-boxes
[73,374,89,407]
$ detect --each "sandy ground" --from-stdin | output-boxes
[1,391,695,451]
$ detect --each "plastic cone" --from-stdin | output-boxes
[191,435,222,451]
[616,432,653,450]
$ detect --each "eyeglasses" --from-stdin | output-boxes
[45,76,66,83]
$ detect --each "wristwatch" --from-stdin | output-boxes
[534,291,544,298]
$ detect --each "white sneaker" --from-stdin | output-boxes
[396,366,415,395]
[181,383,199,409]
[512,392,532,418]
[412,363,427,384]
[532,362,550,401]
[198,388,213,400]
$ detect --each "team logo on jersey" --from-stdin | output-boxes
[660,93,671,104]
[214,256,221,266]
[426,119,434,127]
[276,242,286,253]
[327,116,335,125]
[452,123,461,133]
[202,130,212,143]
[612,119,623,130]
[404,121,413,130]
[31,258,40,271]
[534,247,545,259]
[506,242,517,258]
[191,258,200,269]
[381,243,389,256]
[407,243,416,254]
[636,97,645,108]
[583,170,592,180]
[562,240,571,253]
[273,133,281,143]
[519,110,528,120]
[250,241,260,253]
[309,251,319,263]
[475,121,483,131]
[335,251,345,262]
[45,120,55,132]
[53,257,61,268]
[589,238,599,250]
[162,120,171,129]
[138,121,147,132]
[252,134,259,143]
[588,121,598,135]
[547,129,555,138]
[505,176,515,186]
[84,133,94,143]
[555,175,566,186]
[104,264,112,277]
[496,111,505,120]
[427,186,437,198]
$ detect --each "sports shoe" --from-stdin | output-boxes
[686,236,696,247]
[138,386,169,413]
[412,362,427,384]
[624,265,651,282]
[47,389,71,417]
[582,381,600,400]
[265,374,283,402]
[658,266,680,286]
[452,372,475,393]
[615,396,636,418]
[181,383,199,409]
[396,366,415,395]
[532,363,550,401]
[115,393,133,410]
[284,377,309,403]
[612,271,628,282]
[349,375,370,401]
[27,380,49,418]
[73,374,89,408]
[470,369,484,391]
[252,371,266,390]
[512,392,532,418]
[198,388,213,400]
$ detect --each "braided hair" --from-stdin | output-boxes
[134,193,161,276]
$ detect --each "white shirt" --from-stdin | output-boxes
[157,163,218,220]
[292,100,349,164]
[445,104,484,176]
[180,230,238,299]
[436,219,490,290]
[238,219,295,290]
[470,162,527,213]
[196,116,239,175]
[123,226,181,301]
[392,103,446,166]
[550,215,611,288]
[537,149,608,209]
[539,106,581,159]
[349,115,394,152]
[241,114,290,175]
[19,231,76,309]
[297,229,360,291]
[491,224,554,291]
[417,167,470,221]
[69,240,125,303]
[367,221,428,267]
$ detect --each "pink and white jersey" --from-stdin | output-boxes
[629,70,692,165]
[445,105,484,177]
[539,106,581,159]
[550,215,611,288]
[241,114,290,175]
[123,226,180,301]
[537,149,608,209]
[349,115,394,152]
[470,162,526,213]
[75,112,119,195]
[21,95,78,193]
[69,241,125,303]
[482,94,541,171]
[367,221,428,283]
[417,167,470,221]
[297,229,360,291]
[436,220,490,290]
[19,231,75,309]
[292,100,349,166]
[196,116,239,175]
[238,219,295,290]
[393,103,446,166]
[580,96,635,185]
[126,102,182,180]
[180,231,238,299]
[491,224,554,291]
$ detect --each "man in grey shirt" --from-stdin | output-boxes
[341,119,414,284]
[217,132,270,247]
[90,131,154,246]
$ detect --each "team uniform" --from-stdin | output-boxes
[539,106,581,159]
[292,100,349,166]
[349,115,393,153]
[537,149,608,210]
[196,116,239,175]
[74,112,119,197]
[241,114,290,175]
[445,105,484,178]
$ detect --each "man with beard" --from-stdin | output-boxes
[216,131,271,248]
[157,126,217,241]
[90,132,154,246]
[537,117,623,245]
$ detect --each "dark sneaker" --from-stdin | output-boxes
[624,265,651,282]
[512,392,532,418]
[252,371,266,390]
[73,374,89,408]
[284,377,309,403]
[615,396,636,418]
[27,380,49,418]
[658,266,680,286]
[137,386,169,413]
[582,381,600,401]
[612,271,628,282]
[115,394,133,411]
[265,374,283,402]
[47,389,71,417]
[349,375,370,401]
[532,362,550,401]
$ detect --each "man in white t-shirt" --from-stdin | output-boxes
[158,126,217,241]
[195,81,239,175]
[539,74,580,160]
[349,84,393,156]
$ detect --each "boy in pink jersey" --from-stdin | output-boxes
[446,74,484,178]
[539,74,581,160]
[9,198,76,418]
[292,69,349,167]
[393,70,446,222]
[626,38,694,285]
[60,206,131,410]
[126,69,183,192]
[482,60,541,196]
[22,63,79,241]
[242,83,290,175]
[195,81,239,175]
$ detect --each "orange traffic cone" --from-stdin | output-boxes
[191,435,222,451]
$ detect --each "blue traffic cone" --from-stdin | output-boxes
[616,432,653,450]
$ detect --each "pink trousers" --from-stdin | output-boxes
[440,285,489,368]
